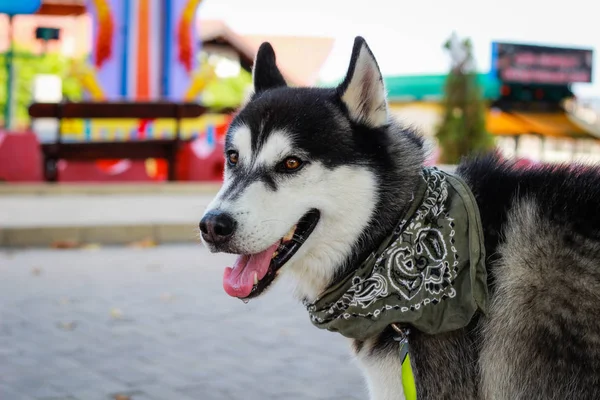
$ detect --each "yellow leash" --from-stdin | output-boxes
[392,324,417,400]
[402,353,417,400]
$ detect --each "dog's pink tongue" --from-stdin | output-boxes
[223,243,279,298]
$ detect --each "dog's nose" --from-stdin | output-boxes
[199,211,237,244]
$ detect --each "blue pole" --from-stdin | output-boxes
[4,14,14,130]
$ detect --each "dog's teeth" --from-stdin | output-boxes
[253,272,258,286]
[272,251,279,259]
[283,225,296,242]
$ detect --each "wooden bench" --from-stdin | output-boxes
[28,101,223,182]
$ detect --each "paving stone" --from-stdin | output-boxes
[46,368,128,395]
[0,245,366,400]
[0,384,35,400]
[130,383,198,400]
[38,397,77,400]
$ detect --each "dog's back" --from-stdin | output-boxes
[457,155,600,398]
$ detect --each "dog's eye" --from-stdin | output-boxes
[227,151,239,166]
[282,157,303,172]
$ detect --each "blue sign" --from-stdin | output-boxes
[0,0,42,15]
[491,41,594,85]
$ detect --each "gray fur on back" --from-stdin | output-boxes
[479,198,600,399]
[356,157,600,399]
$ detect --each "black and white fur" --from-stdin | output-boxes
[200,37,600,399]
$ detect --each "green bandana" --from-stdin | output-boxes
[305,167,488,341]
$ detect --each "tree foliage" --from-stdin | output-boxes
[435,33,495,164]
[198,52,253,110]
[0,47,84,128]
[201,68,252,109]
[0,47,252,129]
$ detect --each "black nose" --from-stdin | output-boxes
[199,211,237,244]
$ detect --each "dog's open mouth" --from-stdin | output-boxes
[222,209,320,300]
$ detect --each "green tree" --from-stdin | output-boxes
[201,69,252,109]
[198,51,253,109]
[435,33,495,164]
[0,47,84,129]
[0,47,253,129]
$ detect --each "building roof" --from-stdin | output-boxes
[199,20,334,87]
[384,73,501,102]
[391,102,595,139]
[36,0,87,16]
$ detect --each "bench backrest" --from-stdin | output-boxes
[28,101,207,120]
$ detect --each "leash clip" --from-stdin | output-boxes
[391,323,410,343]
[392,323,411,367]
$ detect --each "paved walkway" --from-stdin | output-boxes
[0,192,217,247]
[0,194,213,228]
[0,244,366,400]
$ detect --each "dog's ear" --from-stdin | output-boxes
[337,37,388,128]
[253,42,287,94]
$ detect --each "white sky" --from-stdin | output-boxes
[198,0,598,98]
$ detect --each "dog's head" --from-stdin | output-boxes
[200,37,424,301]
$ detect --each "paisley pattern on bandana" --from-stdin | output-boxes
[306,167,488,341]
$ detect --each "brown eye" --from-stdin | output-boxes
[283,157,302,171]
[227,151,239,166]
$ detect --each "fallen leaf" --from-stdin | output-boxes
[110,308,124,319]
[81,243,102,250]
[31,267,42,276]
[57,321,77,331]
[57,297,71,305]
[50,240,80,249]
[128,237,157,248]
[160,292,176,302]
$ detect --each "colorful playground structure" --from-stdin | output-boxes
[83,0,204,101]
[66,0,220,142]
[0,0,237,183]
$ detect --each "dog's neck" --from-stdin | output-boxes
[292,123,426,303]
[332,168,423,291]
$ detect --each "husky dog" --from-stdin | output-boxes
[199,36,600,399]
